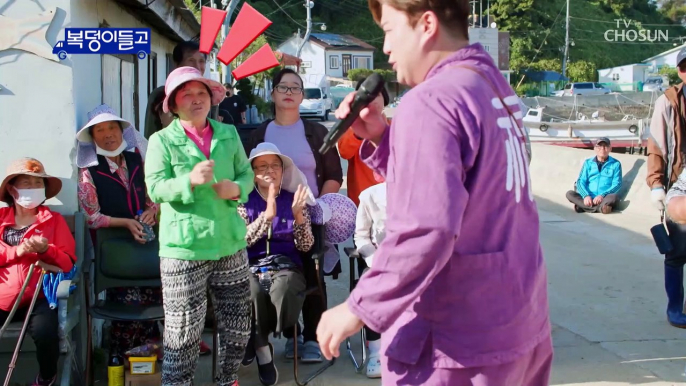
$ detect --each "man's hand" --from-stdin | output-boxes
[317,302,365,361]
[137,208,157,226]
[125,219,146,244]
[190,160,215,187]
[335,92,388,146]
[652,187,666,211]
[584,196,593,207]
[264,183,277,221]
[212,179,240,200]
[593,195,604,206]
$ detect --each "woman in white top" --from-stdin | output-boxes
[352,171,387,378]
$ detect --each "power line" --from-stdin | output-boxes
[270,0,307,28]
[516,1,566,89]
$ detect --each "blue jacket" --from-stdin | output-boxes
[576,156,622,198]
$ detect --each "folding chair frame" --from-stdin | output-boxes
[343,247,368,374]
[292,256,335,386]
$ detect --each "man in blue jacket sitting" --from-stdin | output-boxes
[566,137,622,214]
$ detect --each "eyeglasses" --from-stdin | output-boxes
[274,85,303,95]
[253,163,283,173]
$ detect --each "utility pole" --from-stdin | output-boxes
[296,1,314,58]
[562,0,569,79]
[479,0,483,27]
[221,0,241,85]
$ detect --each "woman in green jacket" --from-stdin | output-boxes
[144,66,254,386]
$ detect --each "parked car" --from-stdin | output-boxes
[643,76,667,93]
[561,82,611,96]
[299,87,333,121]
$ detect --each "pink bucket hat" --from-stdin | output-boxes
[309,193,357,244]
[162,66,226,113]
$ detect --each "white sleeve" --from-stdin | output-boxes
[354,195,376,258]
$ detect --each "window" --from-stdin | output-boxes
[148,52,158,95]
[330,56,339,69]
[574,83,593,89]
[354,56,371,70]
[166,53,173,76]
[483,45,490,52]
[102,54,139,130]
[612,73,620,81]
[304,88,322,99]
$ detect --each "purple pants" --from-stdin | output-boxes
[382,335,553,386]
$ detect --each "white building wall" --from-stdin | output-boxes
[71,0,177,133]
[0,0,178,214]
[468,27,499,66]
[0,0,78,213]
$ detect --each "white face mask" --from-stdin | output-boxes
[96,139,128,157]
[13,188,46,209]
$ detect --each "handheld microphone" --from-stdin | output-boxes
[319,73,386,154]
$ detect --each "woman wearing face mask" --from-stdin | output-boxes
[145,66,254,386]
[0,158,76,386]
[75,104,171,357]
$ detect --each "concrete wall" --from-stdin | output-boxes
[0,0,177,214]
[529,143,650,216]
[0,0,78,213]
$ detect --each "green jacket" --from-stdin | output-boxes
[145,118,254,260]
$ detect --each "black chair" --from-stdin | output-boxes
[292,224,335,385]
[85,227,164,385]
[343,247,368,374]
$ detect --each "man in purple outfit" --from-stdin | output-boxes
[316,0,553,385]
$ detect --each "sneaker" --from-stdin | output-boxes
[257,343,278,386]
[32,374,56,386]
[199,341,212,356]
[284,335,304,359]
[300,341,323,363]
[366,353,382,378]
[574,205,584,213]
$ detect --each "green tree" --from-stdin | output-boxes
[659,66,681,84]
[566,60,597,82]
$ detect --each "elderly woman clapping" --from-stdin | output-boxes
[237,142,315,385]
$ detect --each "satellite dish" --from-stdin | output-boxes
[490,22,497,28]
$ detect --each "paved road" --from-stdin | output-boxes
[3,119,686,385]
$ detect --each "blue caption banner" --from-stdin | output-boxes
[53,28,152,60]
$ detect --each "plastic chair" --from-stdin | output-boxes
[84,227,164,385]
[343,247,368,374]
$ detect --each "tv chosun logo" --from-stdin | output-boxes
[53,28,151,60]
[604,19,668,42]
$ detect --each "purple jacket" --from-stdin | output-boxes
[347,44,550,369]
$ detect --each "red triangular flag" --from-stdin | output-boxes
[232,44,280,80]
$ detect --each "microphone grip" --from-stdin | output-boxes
[319,99,368,154]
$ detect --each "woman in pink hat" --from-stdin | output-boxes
[145,66,254,386]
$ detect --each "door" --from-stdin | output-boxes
[342,54,352,77]
[101,54,139,129]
